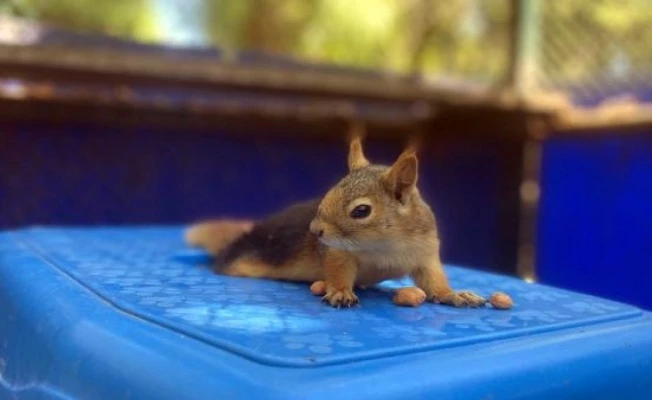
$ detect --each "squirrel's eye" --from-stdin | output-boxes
[350,204,372,219]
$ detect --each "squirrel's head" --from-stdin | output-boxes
[309,136,435,252]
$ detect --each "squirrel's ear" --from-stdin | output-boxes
[348,136,369,171]
[383,150,418,201]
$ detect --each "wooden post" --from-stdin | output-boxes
[517,118,548,282]
[505,0,542,95]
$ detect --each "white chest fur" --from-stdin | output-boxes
[353,236,439,286]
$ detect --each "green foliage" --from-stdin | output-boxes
[2,0,651,89]
[0,0,159,42]
[203,0,509,82]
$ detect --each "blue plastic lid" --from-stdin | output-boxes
[1,227,651,400]
[12,227,643,366]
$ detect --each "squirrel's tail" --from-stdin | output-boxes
[185,219,254,256]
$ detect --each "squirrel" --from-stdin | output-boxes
[185,136,486,309]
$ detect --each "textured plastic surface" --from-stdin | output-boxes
[1,227,652,400]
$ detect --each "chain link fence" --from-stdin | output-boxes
[539,1,652,106]
[3,0,652,107]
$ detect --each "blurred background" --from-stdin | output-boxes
[0,0,650,309]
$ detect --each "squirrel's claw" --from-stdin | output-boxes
[322,288,359,308]
[435,291,486,308]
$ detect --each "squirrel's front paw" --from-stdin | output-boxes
[436,291,486,308]
[322,288,359,308]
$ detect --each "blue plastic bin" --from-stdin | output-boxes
[1,227,651,399]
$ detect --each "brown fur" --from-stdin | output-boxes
[186,137,486,308]
[185,220,254,255]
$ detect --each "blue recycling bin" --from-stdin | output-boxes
[1,227,651,399]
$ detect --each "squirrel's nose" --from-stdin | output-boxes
[309,220,324,237]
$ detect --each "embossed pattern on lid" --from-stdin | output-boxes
[15,227,641,367]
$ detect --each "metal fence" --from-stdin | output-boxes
[539,1,652,106]
[3,0,652,107]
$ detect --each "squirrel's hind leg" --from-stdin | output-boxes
[222,255,323,283]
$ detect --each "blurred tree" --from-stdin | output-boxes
[1,0,651,90]
[0,0,159,42]
[203,0,508,83]
[205,0,320,55]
